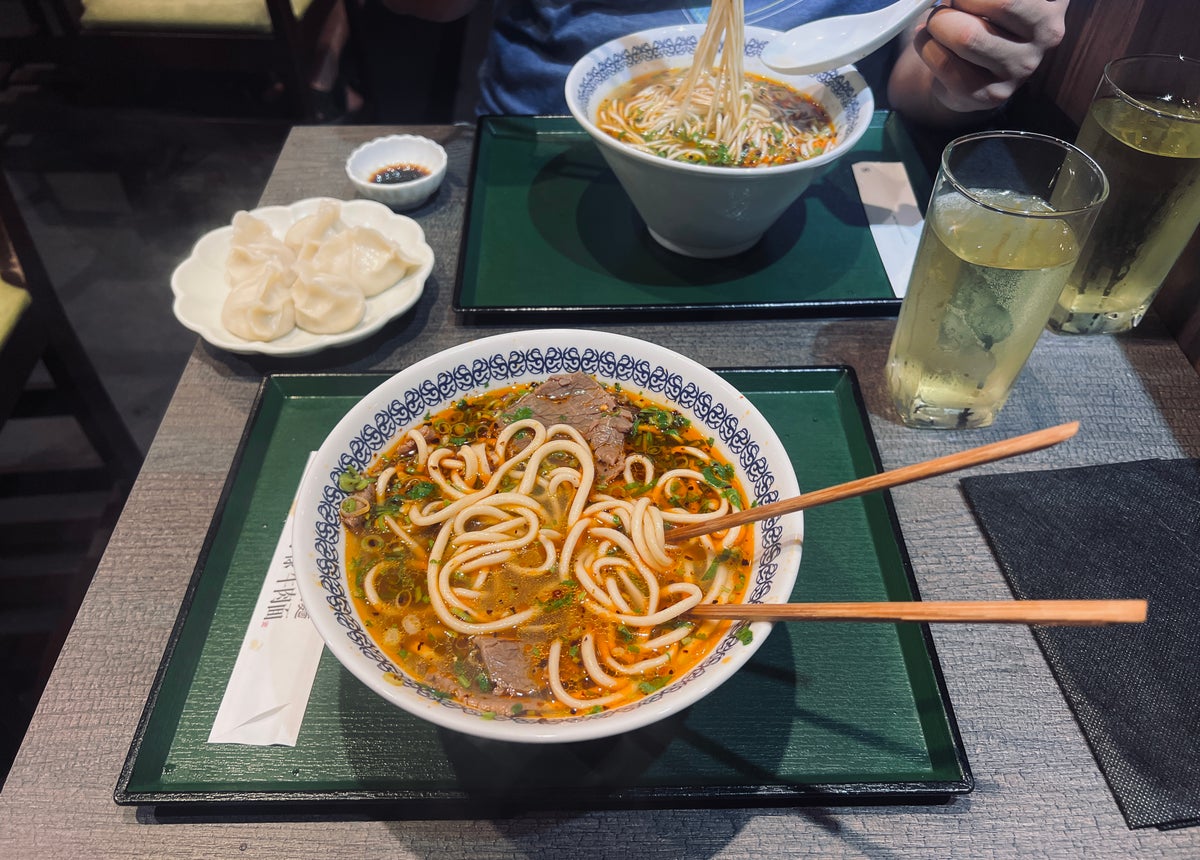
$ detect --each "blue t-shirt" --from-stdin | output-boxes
[479,0,896,116]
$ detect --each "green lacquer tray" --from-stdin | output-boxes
[453,113,931,321]
[115,369,972,816]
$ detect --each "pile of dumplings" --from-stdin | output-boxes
[220,200,422,342]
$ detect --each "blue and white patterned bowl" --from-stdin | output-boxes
[293,329,804,743]
[565,24,874,258]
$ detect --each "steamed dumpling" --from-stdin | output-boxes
[226,238,295,288]
[231,210,275,246]
[227,208,294,286]
[345,225,420,296]
[306,228,351,276]
[291,261,365,334]
[294,237,324,269]
[220,262,296,342]
[284,200,342,251]
[308,225,419,297]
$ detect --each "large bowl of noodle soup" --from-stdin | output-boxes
[565,24,874,258]
[293,329,803,743]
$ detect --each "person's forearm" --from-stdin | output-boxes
[381,0,479,22]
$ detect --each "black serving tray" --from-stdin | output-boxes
[116,369,972,816]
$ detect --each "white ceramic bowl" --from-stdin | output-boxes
[293,329,804,744]
[565,25,874,258]
[345,134,448,210]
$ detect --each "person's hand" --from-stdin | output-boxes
[914,0,1068,113]
[887,0,1069,125]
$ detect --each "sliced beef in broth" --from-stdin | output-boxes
[475,636,542,697]
[500,372,634,482]
[394,424,440,456]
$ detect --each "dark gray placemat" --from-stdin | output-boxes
[961,458,1200,830]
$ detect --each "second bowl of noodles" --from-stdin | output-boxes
[293,329,803,743]
[565,23,873,258]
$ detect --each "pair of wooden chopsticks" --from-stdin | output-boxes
[690,600,1147,626]
[672,422,1147,627]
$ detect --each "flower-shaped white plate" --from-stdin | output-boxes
[170,197,434,356]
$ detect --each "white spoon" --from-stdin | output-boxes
[761,0,937,76]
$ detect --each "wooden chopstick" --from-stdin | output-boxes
[666,421,1080,543]
[689,599,1147,626]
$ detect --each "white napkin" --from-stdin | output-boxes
[851,161,925,298]
[208,454,325,746]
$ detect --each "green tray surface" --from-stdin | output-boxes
[117,369,971,813]
[453,113,930,318]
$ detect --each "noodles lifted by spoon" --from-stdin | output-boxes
[595,0,837,167]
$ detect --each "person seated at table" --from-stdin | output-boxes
[381,0,1068,126]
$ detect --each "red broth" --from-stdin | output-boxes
[340,379,754,719]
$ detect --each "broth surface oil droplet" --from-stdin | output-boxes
[371,163,429,184]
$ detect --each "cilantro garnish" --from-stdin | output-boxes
[701,548,741,582]
[637,677,668,695]
[503,406,534,423]
[402,481,437,500]
[537,582,578,612]
[701,462,735,489]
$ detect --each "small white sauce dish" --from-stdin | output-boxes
[345,134,448,210]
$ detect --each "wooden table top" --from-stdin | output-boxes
[2,124,1198,858]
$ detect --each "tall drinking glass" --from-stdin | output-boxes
[887,131,1108,430]
[1048,54,1200,335]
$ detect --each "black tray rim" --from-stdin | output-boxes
[114,366,974,814]
[451,114,907,322]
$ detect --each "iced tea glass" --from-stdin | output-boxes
[887,132,1108,430]
[1048,54,1200,335]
